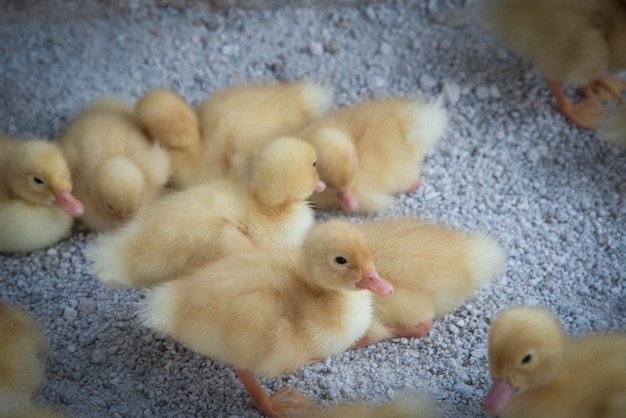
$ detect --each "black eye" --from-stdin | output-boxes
[334,256,347,265]
[33,176,45,185]
[312,161,317,168]
[521,353,532,364]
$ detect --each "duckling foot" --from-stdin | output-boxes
[388,319,433,340]
[591,77,626,102]
[270,387,318,418]
[236,369,317,418]
[403,177,421,194]
[547,80,606,130]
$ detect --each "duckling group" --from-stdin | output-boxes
[2,0,626,417]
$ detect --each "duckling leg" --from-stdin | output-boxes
[350,319,433,349]
[403,177,421,194]
[546,80,606,130]
[235,369,317,418]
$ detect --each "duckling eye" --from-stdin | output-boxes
[106,202,115,212]
[334,256,347,265]
[312,160,317,168]
[33,176,45,185]
[521,353,532,364]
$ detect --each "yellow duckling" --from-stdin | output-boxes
[60,98,170,232]
[484,306,626,417]
[0,136,83,253]
[141,220,394,418]
[89,136,325,288]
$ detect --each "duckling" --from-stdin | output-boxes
[600,102,626,146]
[0,136,83,253]
[356,219,506,345]
[479,0,626,130]
[134,88,203,188]
[136,80,333,188]
[0,303,67,418]
[308,391,441,418]
[141,220,394,418]
[89,136,325,288]
[484,306,626,417]
[299,98,447,214]
[60,98,170,232]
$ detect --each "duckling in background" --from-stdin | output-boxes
[600,103,626,146]
[479,0,626,130]
[0,302,67,418]
[59,98,170,232]
[308,391,441,418]
[299,98,447,214]
[136,79,333,188]
[141,220,394,418]
[0,136,83,253]
[484,306,626,417]
[89,136,325,288]
[356,219,506,345]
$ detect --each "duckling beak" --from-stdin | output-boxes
[356,268,393,296]
[54,190,84,217]
[337,190,358,214]
[483,378,516,416]
[314,179,326,193]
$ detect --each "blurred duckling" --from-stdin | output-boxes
[0,302,67,418]
[89,136,325,288]
[136,80,333,188]
[484,306,626,417]
[141,220,394,418]
[299,98,447,214]
[479,0,626,130]
[308,391,441,418]
[356,219,506,345]
[60,98,170,232]
[0,136,83,253]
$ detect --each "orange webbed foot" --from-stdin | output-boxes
[591,77,626,102]
[547,80,607,130]
[388,319,433,339]
[270,386,318,418]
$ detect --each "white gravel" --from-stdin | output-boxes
[1,1,625,417]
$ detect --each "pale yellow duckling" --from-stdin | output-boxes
[0,302,67,418]
[479,0,626,130]
[308,391,441,418]
[141,220,394,418]
[59,98,170,232]
[89,136,325,288]
[136,80,333,188]
[484,306,626,417]
[299,98,447,214]
[356,219,506,345]
[0,136,83,253]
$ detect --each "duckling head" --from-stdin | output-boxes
[8,139,83,216]
[301,220,393,296]
[248,136,325,208]
[484,306,567,416]
[93,157,146,224]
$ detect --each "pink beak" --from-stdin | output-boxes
[483,378,516,416]
[314,179,326,193]
[337,190,358,214]
[54,190,84,217]
[356,268,393,296]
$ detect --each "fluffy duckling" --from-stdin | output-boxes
[484,306,626,417]
[308,391,440,418]
[479,0,626,130]
[136,80,333,188]
[141,220,394,418]
[0,136,83,253]
[89,136,325,288]
[356,219,506,345]
[60,98,170,232]
[299,98,447,214]
[600,102,626,146]
[0,302,67,418]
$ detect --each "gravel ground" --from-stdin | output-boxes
[1,1,625,417]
